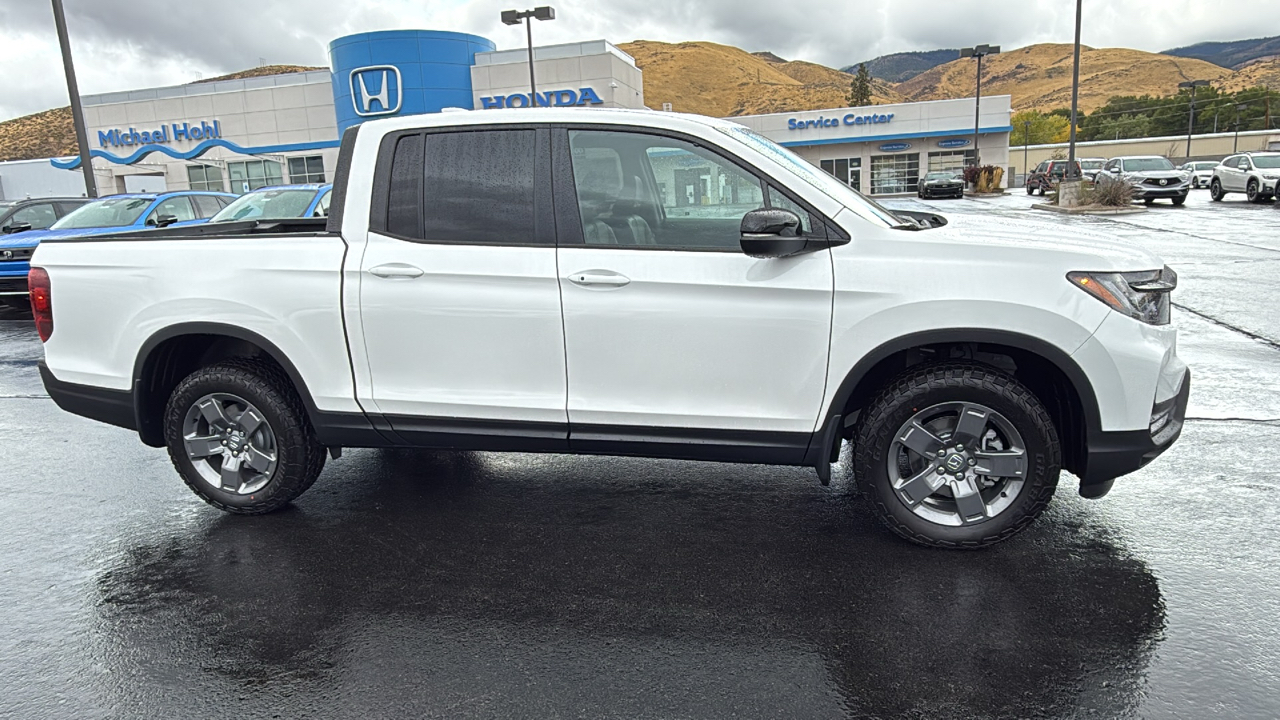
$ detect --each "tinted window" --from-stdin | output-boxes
[386,133,424,237]
[8,203,58,230]
[422,130,535,244]
[191,195,224,218]
[568,129,764,250]
[148,197,196,225]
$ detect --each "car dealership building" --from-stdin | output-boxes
[1,30,1011,199]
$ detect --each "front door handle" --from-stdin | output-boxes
[567,270,630,288]
[369,263,424,279]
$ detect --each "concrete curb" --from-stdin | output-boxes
[1031,203,1148,216]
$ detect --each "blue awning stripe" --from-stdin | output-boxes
[777,125,1014,148]
[51,138,343,169]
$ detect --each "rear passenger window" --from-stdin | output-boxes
[422,130,535,244]
[386,133,424,238]
[191,195,223,218]
[382,129,537,244]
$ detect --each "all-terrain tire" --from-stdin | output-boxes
[852,363,1061,549]
[163,358,325,514]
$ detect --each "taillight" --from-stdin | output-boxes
[28,267,52,342]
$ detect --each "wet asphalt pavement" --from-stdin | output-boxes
[2,190,1279,719]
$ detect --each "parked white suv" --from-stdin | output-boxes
[30,108,1190,548]
[1210,152,1280,202]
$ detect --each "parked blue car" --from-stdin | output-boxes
[209,184,333,223]
[0,190,235,301]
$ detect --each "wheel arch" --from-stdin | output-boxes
[824,329,1101,478]
[131,323,321,447]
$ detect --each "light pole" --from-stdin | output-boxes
[1178,79,1210,160]
[51,0,96,197]
[1065,0,1082,181]
[960,44,1000,169]
[1023,119,1030,183]
[1234,102,1248,152]
[501,6,555,107]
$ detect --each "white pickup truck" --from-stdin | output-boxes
[32,108,1189,548]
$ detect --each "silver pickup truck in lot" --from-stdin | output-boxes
[31,108,1189,548]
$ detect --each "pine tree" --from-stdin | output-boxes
[848,63,874,107]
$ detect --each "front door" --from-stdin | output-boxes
[356,126,568,446]
[554,128,834,462]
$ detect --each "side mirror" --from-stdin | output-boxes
[2,221,32,234]
[154,213,179,228]
[739,208,808,259]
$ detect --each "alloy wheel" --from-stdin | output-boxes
[182,393,278,494]
[886,402,1028,527]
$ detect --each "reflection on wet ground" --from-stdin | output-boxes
[89,449,1164,719]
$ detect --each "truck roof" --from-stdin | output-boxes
[355,106,742,135]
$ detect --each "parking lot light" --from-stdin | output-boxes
[1178,80,1211,160]
[501,6,556,107]
[960,44,1000,169]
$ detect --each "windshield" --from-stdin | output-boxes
[717,125,902,228]
[1080,160,1104,170]
[211,188,318,222]
[925,172,959,180]
[1194,162,1218,170]
[51,197,151,229]
[1252,156,1280,169]
[1122,158,1175,172]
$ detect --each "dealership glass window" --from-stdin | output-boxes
[820,158,862,192]
[568,129,765,250]
[186,165,225,192]
[288,155,326,184]
[869,153,920,195]
[927,150,976,173]
[226,159,283,194]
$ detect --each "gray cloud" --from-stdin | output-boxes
[1,0,1276,122]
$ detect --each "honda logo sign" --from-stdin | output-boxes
[349,65,402,117]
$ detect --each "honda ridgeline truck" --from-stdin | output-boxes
[31,109,1190,548]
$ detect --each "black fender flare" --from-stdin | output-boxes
[130,322,357,446]
[817,327,1102,445]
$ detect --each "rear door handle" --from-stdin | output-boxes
[567,270,630,288]
[369,263,424,279]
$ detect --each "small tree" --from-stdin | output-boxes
[848,63,873,107]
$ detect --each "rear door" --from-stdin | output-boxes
[355,125,568,447]
[553,126,834,462]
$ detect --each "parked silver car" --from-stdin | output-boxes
[1100,156,1191,205]
[1209,152,1280,203]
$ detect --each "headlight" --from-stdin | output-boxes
[1262,173,1280,181]
[1067,267,1177,326]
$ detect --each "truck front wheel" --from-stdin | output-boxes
[163,359,325,514]
[852,363,1060,549]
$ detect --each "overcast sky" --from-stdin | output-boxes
[2,0,1277,122]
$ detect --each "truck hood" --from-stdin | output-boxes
[911,211,1164,271]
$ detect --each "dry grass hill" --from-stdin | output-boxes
[0,66,321,163]
[618,40,902,116]
[896,44,1233,113]
[1216,57,1280,94]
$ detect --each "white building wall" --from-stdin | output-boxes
[0,159,90,200]
[471,40,644,110]
[77,71,340,194]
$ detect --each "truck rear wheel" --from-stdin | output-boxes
[852,363,1060,549]
[163,359,325,514]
